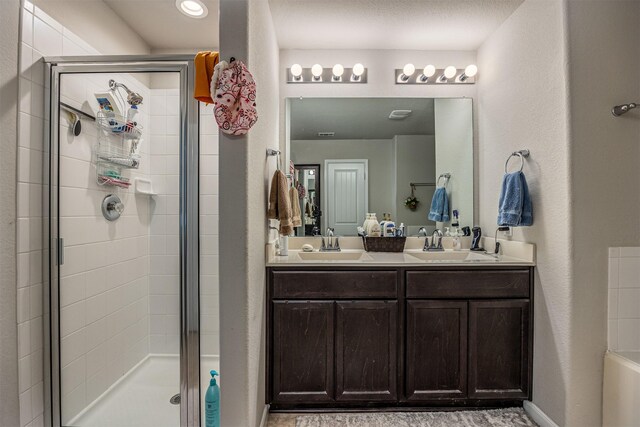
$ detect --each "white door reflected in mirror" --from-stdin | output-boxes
[325,160,368,236]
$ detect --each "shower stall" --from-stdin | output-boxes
[44,55,219,427]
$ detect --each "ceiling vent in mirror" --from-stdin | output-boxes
[389,110,412,120]
[318,132,335,137]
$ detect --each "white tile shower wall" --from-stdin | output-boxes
[17,3,151,425]
[148,88,181,354]
[58,73,151,424]
[17,4,87,426]
[144,93,220,357]
[608,247,640,351]
[199,103,220,357]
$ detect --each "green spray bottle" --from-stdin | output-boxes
[205,370,220,427]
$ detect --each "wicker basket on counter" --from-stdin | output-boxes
[362,236,407,252]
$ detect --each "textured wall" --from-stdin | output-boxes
[218,0,279,425]
[566,1,640,425]
[477,0,572,424]
[248,1,280,424]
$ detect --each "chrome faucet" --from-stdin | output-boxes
[417,227,428,237]
[321,228,341,252]
[424,229,444,251]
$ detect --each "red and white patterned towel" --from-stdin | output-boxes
[213,60,258,135]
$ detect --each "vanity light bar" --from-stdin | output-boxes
[395,64,477,85]
[287,64,368,84]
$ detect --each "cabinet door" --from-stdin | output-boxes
[405,300,468,400]
[469,300,530,399]
[335,301,398,401]
[272,301,334,403]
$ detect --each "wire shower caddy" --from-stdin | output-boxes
[95,110,142,188]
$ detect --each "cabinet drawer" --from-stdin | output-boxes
[271,271,397,299]
[406,270,530,299]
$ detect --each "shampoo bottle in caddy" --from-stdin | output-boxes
[205,370,220,427]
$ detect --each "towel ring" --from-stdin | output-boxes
[505,150,530,173]
[437,173,450,188]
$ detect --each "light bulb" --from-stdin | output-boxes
[290,63,302,77]
[182,0,203,14]
[423,65,436,78]
[352,63,365,76]
[332,64,344,77]
[402,63,416,77]
[464,64,478,78]
[311,64,323,78]
[176,0,208,18]
[444,66,457,79]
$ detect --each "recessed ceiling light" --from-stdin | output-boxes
[176,0,208,18]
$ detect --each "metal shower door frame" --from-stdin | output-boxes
[43,56,201,427]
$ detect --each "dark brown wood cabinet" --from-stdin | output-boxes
[272,301,334,403]
[335,301,397,402]
[267,266,534,410]
[405,300,467,401]
[468,300,530,399]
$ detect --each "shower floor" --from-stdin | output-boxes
[71,355,219,427]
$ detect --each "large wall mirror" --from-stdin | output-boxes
[286,97,473,236]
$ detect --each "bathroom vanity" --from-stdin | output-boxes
[269,97,535,410]
[265,240,535,410]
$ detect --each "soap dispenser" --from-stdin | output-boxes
[205,370,220,427]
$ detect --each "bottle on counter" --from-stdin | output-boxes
[453,236,462,251]
[369,222,382,237]
[363,213,378,236]
[380,213,396,237]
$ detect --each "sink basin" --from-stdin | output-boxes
[406,251,470,261]
[297,251,368,261]
[405,251,496,262]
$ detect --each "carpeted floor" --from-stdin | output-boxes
[268,408,538,427]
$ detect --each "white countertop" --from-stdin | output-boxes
[266,237,535,267]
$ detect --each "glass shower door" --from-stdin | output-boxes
[47,59,201,427]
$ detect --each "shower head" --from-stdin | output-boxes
[109,79,144,106]
[612,102,637,117]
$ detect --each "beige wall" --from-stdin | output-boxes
[0,0,21,425]
[477,0,572,424]
[566,1,640,425]
[219,0,279,425]
[479,2,640,425]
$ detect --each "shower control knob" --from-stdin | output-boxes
[111,201,125,214]
[102,194,124,221]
